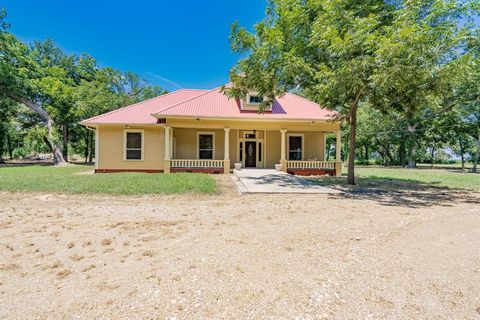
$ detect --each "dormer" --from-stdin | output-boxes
[240,91,272,111]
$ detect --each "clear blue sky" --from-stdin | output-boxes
[3,0,267,91]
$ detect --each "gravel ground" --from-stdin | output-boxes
[0,176,479,319]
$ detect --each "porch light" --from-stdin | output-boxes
[196,117,200,121]
[124,125,130,129]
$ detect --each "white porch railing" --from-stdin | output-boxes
[286,160,336,170]
[170,159,224,168]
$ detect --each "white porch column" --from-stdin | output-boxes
[224,128,230,160]
[280,129,287,161]
[169,127,173,159]
[164,125,170,160]
[164,125,171,173]
[223,128,231,174]
[280,129,287,172]
[335,130,342,176]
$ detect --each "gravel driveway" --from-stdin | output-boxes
[0,176,479,319]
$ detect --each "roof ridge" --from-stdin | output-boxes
[80,89,205,123]
[152,84,224,116]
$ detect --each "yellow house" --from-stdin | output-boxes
[80,84,342,176]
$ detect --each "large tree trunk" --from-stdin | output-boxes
[347,93,362,185]
[0,124,5,164]
[5,131,13,159]
[406,124,417,169]
[459,139,465,170]
[15,96,67,165]
[399,141,406,167]
[88,130,94,163]
[430,147,435,168]
[84,133,90,163]
[62,124,69,161]
[473,131,480,173]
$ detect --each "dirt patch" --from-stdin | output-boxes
[0,179,479,319]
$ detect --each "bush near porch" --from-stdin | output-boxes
[0,164,216,195]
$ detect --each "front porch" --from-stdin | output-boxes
[162,125,343,176]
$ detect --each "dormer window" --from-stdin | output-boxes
[248,95,263,104]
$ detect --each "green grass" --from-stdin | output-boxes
[0,165,216,195]
[311,166,480,191]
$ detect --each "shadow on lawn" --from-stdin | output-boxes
[309,176,480,208]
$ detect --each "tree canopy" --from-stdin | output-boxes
[225,0,479,182]
[0,10,166,164]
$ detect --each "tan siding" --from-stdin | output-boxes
[265,131,281,168]
[174,128,226,160]
[304,131,325,161]
[97,125,164,170]
[96,120,338,170]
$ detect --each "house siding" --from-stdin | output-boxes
[97,125,164,171]
[95,120,338,171]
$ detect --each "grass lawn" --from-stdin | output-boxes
[311,166,480,191]
[0,164,216,195]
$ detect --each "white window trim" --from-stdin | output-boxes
[196,131,215,160]
[123,129,144,161]
[287,133,305,161]
[246,93,263,105]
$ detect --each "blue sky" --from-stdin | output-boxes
[3,0,267,91]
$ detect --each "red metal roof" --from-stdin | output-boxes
[81,86,337,125]
[80,89,208,125]
[154,86,337,121]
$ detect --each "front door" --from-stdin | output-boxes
[245,141,256,167]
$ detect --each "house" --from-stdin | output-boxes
[80,83,342,176]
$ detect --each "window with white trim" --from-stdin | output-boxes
[288,135,303,160]
[248,94,263,104]
[125,131,143,160]
[198,133,214,159]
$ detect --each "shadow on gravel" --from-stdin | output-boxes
[309,176,480,208]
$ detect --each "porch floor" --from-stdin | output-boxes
[232,169,341,194]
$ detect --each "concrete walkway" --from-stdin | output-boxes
[231,169,341,194]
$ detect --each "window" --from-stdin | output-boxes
[258,142,262,162]
[288,135,303,160]
[248,95,263,104]
[197,133,214,159]
[124,130,143,160]
[239,142,243,161]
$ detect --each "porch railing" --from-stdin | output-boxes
[286,160,336,170]
[170,159,224,168]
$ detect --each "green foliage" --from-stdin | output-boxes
[0,165,216,195]
[226,0,478,176]
[0,9,166,161]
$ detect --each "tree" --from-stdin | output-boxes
[0,9,166,164]
[370,0,473,168]
[456,52,480,172]
[0,12,68,164]
[224,0,394,184]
